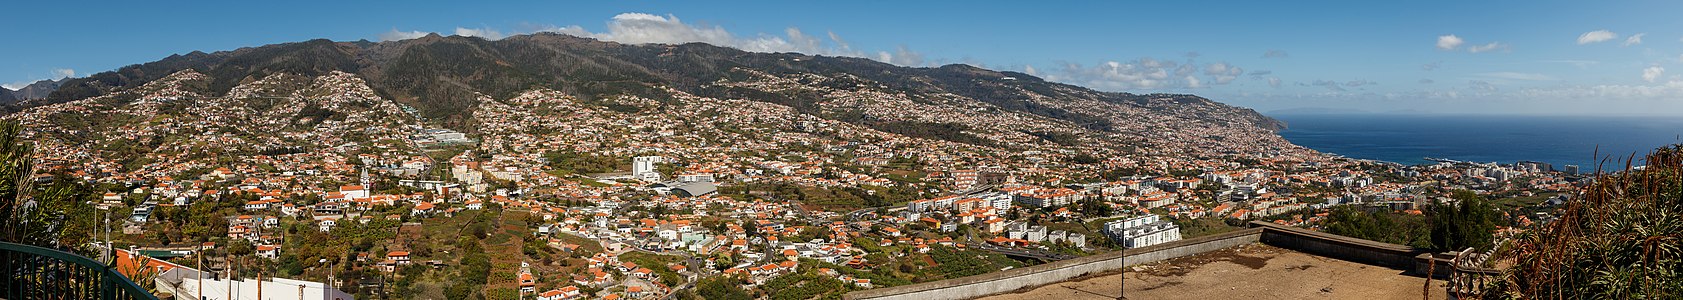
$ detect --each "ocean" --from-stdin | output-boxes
[1272,114,1683,169]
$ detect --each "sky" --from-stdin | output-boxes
[5,1,1683,116]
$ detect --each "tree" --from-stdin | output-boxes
[228,239,255,256]
[1426,190,1498,252]
[0,121,96,253]
[1069,153,1101,164]
[697,276,750,299]
[1323,205,1430,248]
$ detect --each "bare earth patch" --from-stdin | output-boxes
[980,243,1447,300]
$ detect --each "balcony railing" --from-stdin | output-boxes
[0,242,159,300]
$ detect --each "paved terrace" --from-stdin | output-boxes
[845,221,1455,300]
[981,243,1446,300]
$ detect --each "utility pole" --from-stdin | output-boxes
[227,250,233,300]
[197,243,203,300]
[257,255,263,300]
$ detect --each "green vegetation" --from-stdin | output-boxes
[803,258,911,287]
[1495,146,1683,299]
[1427,190,1499,252]
[1172,217,1243,239]
[695,276,751,300]
[762,266,853,300]
[723,182,920,210]
[1322,190,1498,251]
[1323,206,1431,248]
[618,251,684,286]
[1024,130,1080,146]
[1069,153,1102,164]
[542,150,626,175]
[868,121,995,147]
[0,122,98,253]
[927,245,1024,278]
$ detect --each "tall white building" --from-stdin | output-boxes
[633,156,664,182]
[1103,214,1182,249]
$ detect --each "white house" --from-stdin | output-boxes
[340,185,369,199]
[537,286,581,300]
[315,216,339,232]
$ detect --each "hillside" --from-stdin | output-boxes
[8,33,1309,185]
[43,34,1277,129]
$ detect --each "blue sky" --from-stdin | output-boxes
[5,1,1683,115]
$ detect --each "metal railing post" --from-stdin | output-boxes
[1,242,159,300]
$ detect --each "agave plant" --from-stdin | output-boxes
[1492,145,1683,299]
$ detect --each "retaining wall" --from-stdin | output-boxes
[1247,221,1429,270]
[844,221,1438,300]
[842,227,1263,300]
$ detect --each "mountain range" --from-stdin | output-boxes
[39,33,1280,128]
[0,78,65,103]
[9,33,1302,175]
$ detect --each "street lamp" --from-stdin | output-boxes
[319,258,333,291]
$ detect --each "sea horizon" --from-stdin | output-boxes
[1271,113,1683,169]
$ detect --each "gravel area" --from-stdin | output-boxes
[980,243,1447,300]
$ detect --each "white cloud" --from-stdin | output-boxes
[1468,80,1498,92]
[529,13,906,64]
[1540,60,1599,68]
[1437,35,1464,50]
[1173,62,1195,77]
[1476,72,1556,81]
[875,45,925,66]
[3,68,78,89]
[826,31,852,53]
[1203,62,1243,84]
[1577,30,1617,45]
[1643,66,1664,82]
[1306,79,1375,91]
[454,27,505,40]
[1512,81,1683,101]
[1267,77,1282,88]
[1623,33,1646,46]
[1023,65,1038,76]
[379,29,431,41]
[1467,42,1507,53]
[1040,58,1250,90]
[1036,57,1265,90]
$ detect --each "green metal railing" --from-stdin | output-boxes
[0,242,159,300]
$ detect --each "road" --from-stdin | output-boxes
[968,243,1078,261]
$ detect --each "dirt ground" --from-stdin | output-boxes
[980,243,1447,300]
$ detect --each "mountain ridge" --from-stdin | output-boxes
[36,33,1282,132]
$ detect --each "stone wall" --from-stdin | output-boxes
[1248,221,1428,270]
[842,228,1263,300]
[843,221,1443,300]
